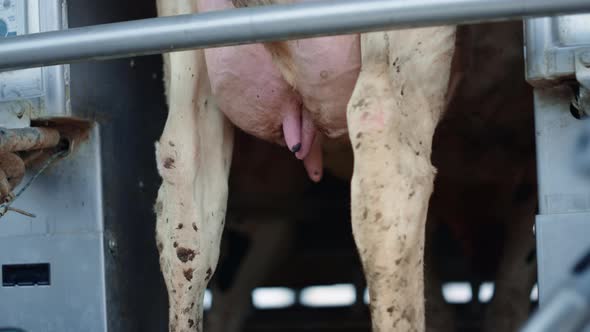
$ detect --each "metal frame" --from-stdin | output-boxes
[522,16,590,332]
[1,1,170,331]
[526,14,590,87]
[0,2,108,331]
[0,0,590,71]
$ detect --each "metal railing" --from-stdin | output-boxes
[0,0,590,71]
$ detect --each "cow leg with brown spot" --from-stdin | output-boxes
[347,27,457,331]
[155,1,234,331]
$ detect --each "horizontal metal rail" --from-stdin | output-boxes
[1,0,590,71]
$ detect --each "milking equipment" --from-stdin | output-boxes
[0,1,168,331]
[0,1,108,331]
[517,12,590,332]
[524,11,590,306]
[1,0,590,331]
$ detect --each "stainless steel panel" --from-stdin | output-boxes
[534,86,590,214]
[533,84,590,306]
[536,213,590,304]
[525,14,590,86]
[0,127,107,332]
[526,7,590,313]
[0,234,107,332]
[555,15,590,47]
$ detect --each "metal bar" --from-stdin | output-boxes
[0,128,61,153]
[1,0,590,71]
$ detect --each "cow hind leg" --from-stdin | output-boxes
[347,27,456,332]
[155,50,233,332]
[155,3,234,332]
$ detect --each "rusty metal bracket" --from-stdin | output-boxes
[0,125,68,218]
[0,127,61,154]
[0,148,68,218]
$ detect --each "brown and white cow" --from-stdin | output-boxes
[203,21,537,332]
[153,0,535,331]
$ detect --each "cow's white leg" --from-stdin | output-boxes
[347,27,456,331]
[483,196,537,332]
[155,3,234,332]
[207,219,295,332]
[155,50,233,332]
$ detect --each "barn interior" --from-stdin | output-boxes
[70,2,538,331]
[6,1,590,332]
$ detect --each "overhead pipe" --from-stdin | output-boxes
[0,0,590,71]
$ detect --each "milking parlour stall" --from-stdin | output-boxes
[0,1,590,332]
